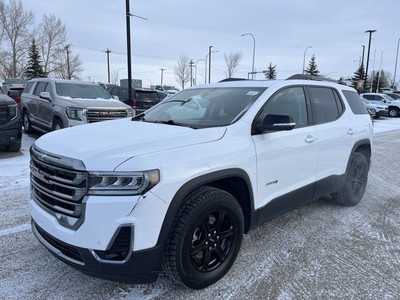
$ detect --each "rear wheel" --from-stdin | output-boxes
[163,186,244,289]
[332,152,369,206]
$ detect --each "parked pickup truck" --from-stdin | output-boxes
[21,78,132,133]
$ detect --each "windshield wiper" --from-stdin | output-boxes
[142,119,197,129]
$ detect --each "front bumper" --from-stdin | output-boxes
[0,127,22,146]
[32,220,163,283]
[376,108,388,117]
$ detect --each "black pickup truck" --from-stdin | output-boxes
[0,90,22,152]
[107,86,163,114]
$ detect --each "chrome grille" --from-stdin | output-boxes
[86,108,128,123]
[30,147,87,221]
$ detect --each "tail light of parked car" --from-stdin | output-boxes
[132,98,137,108]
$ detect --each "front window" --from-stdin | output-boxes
[55,83,112,99]
[134,87,266,129]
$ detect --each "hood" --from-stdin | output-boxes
[34,118,226,171]
[59,96,130,108]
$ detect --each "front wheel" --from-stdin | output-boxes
[163,186,244,289]
[23,110,33,133]
[388,107,399,117]
[332,152,369,206]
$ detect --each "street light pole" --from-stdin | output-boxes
[364,29,377,91]
[208,46,213,84]
[205,50,218,84]
[195,59,205,85]
[125,0,133,105]
[105,49,111,83]
[115,67,125,85]
[125,0,147,108]
[361,45,365,67]
[160,68,165,85]
[393,38,400,89]
[302,46,312,74]
[241,33,256,79]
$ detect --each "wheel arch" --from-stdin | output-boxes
[348,139,371,170]
[156,169,255,248]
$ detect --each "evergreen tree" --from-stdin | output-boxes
[372,70,389,92]
[352,64,365,91]
[263,62,277,80]
[24,39,46,79]
[304,54,319,75]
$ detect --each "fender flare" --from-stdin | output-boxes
[155,168,255,248]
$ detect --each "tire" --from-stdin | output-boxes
[52,119,63,131]
[163,186,244,289]
[7,140,21,152]
[332,152,369,206]
[388,107,399,117]
[23,110,33,133]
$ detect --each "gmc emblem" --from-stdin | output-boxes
[99,111,117,116]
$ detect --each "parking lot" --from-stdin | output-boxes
[0,118,399,299]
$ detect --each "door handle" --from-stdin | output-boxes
[347,129,355,135]
[305,135,317,143]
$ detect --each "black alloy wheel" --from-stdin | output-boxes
[163,186,244,289]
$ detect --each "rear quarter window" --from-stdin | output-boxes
[342,91,368,115]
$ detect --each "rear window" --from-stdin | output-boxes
[343,91,368,115]
[136,91,159,101]
[309,87,342,124]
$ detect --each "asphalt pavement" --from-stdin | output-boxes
[0,128,399,299]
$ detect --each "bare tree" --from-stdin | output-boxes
[224,51,242,78]
[38,14,66,75]
[174,54,190,89]
[52,47,83,80]
[0,0,34,77]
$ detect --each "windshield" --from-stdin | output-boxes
[382,94,394,101]
[134,87,266,129]
[164,86,179,91]
[55,83,112,99]
[6,78,27,84]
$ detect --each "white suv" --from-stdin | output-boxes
[29,77,372,289]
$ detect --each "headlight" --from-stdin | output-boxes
[88,169,160,195]
[127,108,133,117]
[66,107,86,121]
[8,104,18,121]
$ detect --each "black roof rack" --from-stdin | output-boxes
[286,74,338,83]
[219,78,248,82]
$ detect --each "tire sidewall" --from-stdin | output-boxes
[176,194,244,289]
[23,111,32,133]
[344,153,368,205]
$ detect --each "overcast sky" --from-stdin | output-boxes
[24,0,400,88]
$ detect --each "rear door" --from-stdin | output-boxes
[307,86,353,189]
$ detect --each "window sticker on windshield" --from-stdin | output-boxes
[246,91,259,96]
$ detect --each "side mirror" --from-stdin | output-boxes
[39,91,51,101]
[256,114,296,133]
[112,95,119,100]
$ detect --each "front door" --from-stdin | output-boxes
[252,86,318,210]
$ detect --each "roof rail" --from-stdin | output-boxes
[219,78,248,82]
[286,74,338,83]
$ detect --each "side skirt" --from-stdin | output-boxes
[254,173,347,228]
